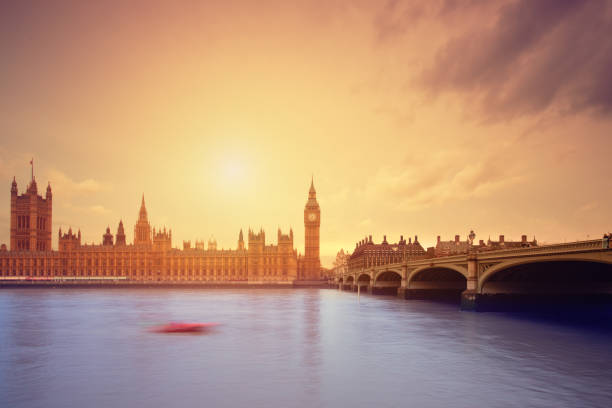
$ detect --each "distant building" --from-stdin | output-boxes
[299,178,321,280]
[10,174,52,252]
[434,234,538,257]
[348,234,426,273]
[482,235,538,250]
[332,249,350,279]
[0,167,322,284]
[434,235,470,257]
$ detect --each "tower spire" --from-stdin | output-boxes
[139,193,148,221]
[308,176,317,201]
[30,158,34,181]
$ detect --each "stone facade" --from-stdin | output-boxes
[433,235,471,257]
[10,176,52,252]
[482,234,538,250]
[348,234,426,273]
[301,178,321,280]
[1,172,320,284]
[434,234,538,257]
[332,249,349,279]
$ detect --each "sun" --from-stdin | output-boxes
[222,159,245,183]
[215,153,254,193]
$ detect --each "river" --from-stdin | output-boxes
[1,288,611,408]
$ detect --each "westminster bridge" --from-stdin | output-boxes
[334,239,612,310]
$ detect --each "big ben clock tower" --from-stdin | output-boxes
[304,177,320,280]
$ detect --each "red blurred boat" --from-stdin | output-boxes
[151,322,218,333]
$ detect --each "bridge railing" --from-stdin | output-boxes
[408,254,467,265]
[476,239,607,258]
[344,254,470,276]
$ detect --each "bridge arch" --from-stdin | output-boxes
[478,256,612,294]
[345,275,354,284]
[373,270,403,284]
[407,265,468,285]
[357,273,371,283]
[371,270,403,295]
[404,266,468,301]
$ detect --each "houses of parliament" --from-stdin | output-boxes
[0,167,322,284]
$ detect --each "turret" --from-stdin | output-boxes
[139,194,148,222]
[46,182,52,200]
[58,226,81,252]
[103,226,113,246]
[10,162,53,252]
[277,228,293,254]
[208,236,217,251]
[152,226,172,252]
[115,220,126,246]
[134,194,152,247]
[238,229,245,250]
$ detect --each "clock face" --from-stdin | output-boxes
[308,213,317,221]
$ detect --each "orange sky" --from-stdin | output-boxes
[1,0,611,266]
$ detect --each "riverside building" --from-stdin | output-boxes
[0,169,322,284]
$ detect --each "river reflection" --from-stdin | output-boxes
[0,288,611,408]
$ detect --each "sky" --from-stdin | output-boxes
[1,0,611,267]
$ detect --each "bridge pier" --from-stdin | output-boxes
[400,288,464,302]
[357,283,369,293]
[397,278,408,298]
[460,253,480,310]
[371,285,401,295]
[460,290,481,311]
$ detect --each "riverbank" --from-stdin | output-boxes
[0,280,332,289]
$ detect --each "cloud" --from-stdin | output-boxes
[89,205,111,215]
[60,202,112,216]
[359,218,372,227]
[377,0,612,120]
[47,168,109,196]
[327,186,351,205]
[367,148,524,210]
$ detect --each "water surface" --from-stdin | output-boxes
[1,288,611,408]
